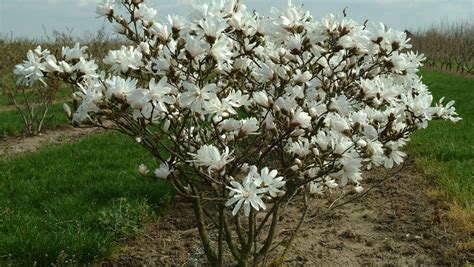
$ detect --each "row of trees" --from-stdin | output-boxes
[409,21,474,74]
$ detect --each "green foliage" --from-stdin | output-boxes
[0,132,173,265]
[410,69,474,208]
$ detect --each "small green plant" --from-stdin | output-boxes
[0,73,63,136]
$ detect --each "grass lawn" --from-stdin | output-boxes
[410,68,473,209]
[0,132,173,265]
[0,103,69,137]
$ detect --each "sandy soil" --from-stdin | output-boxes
[100,159,473,266]
[0,125,102,159]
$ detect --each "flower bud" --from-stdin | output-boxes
[252,91,270,108]
[312,148,320,156]
[138,164,149,176]
[356,139,367,148]
[225,175,234,183]
[63,103,72,120]
[138,42,150,55]
[294,158,303,167]
[273,105,281,113]
[162,119,170,133]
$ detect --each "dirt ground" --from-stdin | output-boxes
[0,125,102,159]
[101,159,473,266]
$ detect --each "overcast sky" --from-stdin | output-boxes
[0,0,472,39]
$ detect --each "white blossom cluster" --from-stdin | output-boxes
[15,0,460,217]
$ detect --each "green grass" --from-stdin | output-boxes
[410,68,474,208]
[0,103,69,137]
[0,132,173,265]
[0,93,10,106]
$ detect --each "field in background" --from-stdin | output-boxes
[410,21,474,74]
[411,69,473,209]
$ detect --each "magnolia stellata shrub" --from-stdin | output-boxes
[15,0,460,265]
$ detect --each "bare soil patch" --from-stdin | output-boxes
[100,159,473,266]
[0,125,102,159]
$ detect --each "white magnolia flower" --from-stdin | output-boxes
[253,167,286,197]
[185,36,207,59]
[135,3,158,23]
[74,58,99,78]
[325,177,339,188]
[287,138,310,158]
[293,69,312,84]
[127,89,149,110]
[226,175,266,216]
[383,141,407,168]
[179,82,217,113]
[252,91,270,108]
[105,76,138,100]
[151,23,170,41]
[291,110,312,128]
[138,42,150,55]
[72,83,103,122]
[285,34,303,52]
[104,46,144,73]
[62,43,88,61]
[154,163,171,179]
[42,55,61,72]
[190,145,233,173]
[210,37,233,67]
[240,118,259,135]
[96,0,116,17]
[14,48,44,86]
[220,118,242,132]
[199,16,227,39]
[148,77,175,112]
[309,181,324,195]
[167,14,185,32]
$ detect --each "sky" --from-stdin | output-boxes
[0,0,472,39]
